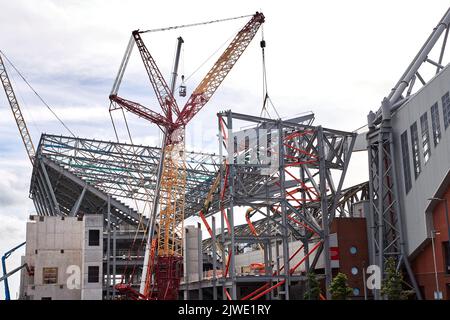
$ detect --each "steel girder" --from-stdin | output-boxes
[372,7,450,122]
[202,181,369,253]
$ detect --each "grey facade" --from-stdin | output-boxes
[391,64,450,256]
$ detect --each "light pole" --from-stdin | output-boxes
[430,229,442,300]
[362,261,368,300]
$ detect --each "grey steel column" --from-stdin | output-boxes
[212,216,218,300]
[39,162,61,215]
[228,205,237,299]
[300,167,310,273]
[278,120,290,300]
[112,228,116,298]
[384,117,421,300]
[197,223,203,300]
[227,112,237,300]
[35,179,50,216]
[37,171,56,216]
[218,114,227,301]
[275,240,281,298]
[70,185,87,216]
[184,227,190,300]
[366,111,377,286]
[376,130,384,300]
[317,126,332,299]
[106,195,111,299]
[264,240,270,300]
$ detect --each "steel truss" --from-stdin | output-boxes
[214,111,356,300]
[202,181,369,252]
[31,134,223,220]
[367,7,450,300]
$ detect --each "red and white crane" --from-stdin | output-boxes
[109,12,265,299]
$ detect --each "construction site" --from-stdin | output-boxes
[1,3,450,301]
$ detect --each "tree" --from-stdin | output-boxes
[381,257,414,300]
[329,272,352,300]
[303,272,321,300]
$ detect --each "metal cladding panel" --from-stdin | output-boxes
[391,63,450,255]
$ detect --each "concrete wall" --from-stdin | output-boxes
[81,214,103,300]
[184,226,202,283]
[21,216,83,300]
[21,214,104,300]
[392,64,450,255]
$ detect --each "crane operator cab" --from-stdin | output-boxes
[179,75,186,97]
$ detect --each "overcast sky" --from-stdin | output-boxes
[0,0,449,299]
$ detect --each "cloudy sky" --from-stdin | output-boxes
[0,0,449,299]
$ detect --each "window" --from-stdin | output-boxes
[400,131,412,193]
[42,267,58,284]
[349,246,357,255]
[89,229,100,246]
[351,267,359,275]
[430,103,441,146]
[88,266,100,283]
[410,122,421,179]
[420,112,431,163]
[352,288,360,296]
[442,92,450,129]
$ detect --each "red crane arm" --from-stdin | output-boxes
[176,12,265,126]
[109,94,173,129]
[132,30,179,122]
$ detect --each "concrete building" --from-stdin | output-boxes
[19,214,103,300]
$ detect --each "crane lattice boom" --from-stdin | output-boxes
[110,12,265,300]
[132,30,180,120]
[177,12,265,126]
[0,53,35,164]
